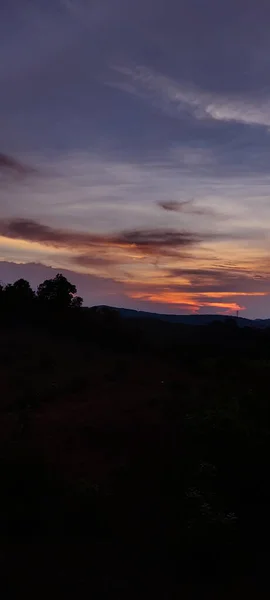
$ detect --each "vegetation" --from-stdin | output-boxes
[1,274,270,594]
[0,274,83,313]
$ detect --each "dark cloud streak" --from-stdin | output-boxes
[165,267,270,294]
[158,199,222,217]
[0,218,200,253]
[0,153,35,176]
[0,218,264,259]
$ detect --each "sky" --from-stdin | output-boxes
[1,0,270,317]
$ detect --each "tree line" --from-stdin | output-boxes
[0,274,83,311]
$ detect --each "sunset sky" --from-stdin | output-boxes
[1,0,270,317]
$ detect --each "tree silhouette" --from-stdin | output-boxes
[3,278,35,310]
[37,274,78,310]
[71,295,83,308]
[0,274,83,316]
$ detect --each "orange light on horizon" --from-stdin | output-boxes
[203,302,244,312]
[199,291,267,298]
[129,290,246,313]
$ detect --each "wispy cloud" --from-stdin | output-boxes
[0,153,36,177]
[0,217,263,260]
[0,151,240,238]
[1,150,266,237]
[110,65,270,128]
[158,199,222,217]
[0,218,200,253]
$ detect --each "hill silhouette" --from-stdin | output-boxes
[114,306,270,328]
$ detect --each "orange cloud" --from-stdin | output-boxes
[195,291,267,298]
[129,290,246,313]
[202,302,244,313]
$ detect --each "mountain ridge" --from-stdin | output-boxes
[91,305,270,328]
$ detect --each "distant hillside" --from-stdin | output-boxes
[92,306,270,329]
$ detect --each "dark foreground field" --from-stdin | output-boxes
[1,315,270,597]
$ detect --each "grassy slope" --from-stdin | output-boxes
[1,321,270,596]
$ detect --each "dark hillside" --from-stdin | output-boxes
[0,278,270,595]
